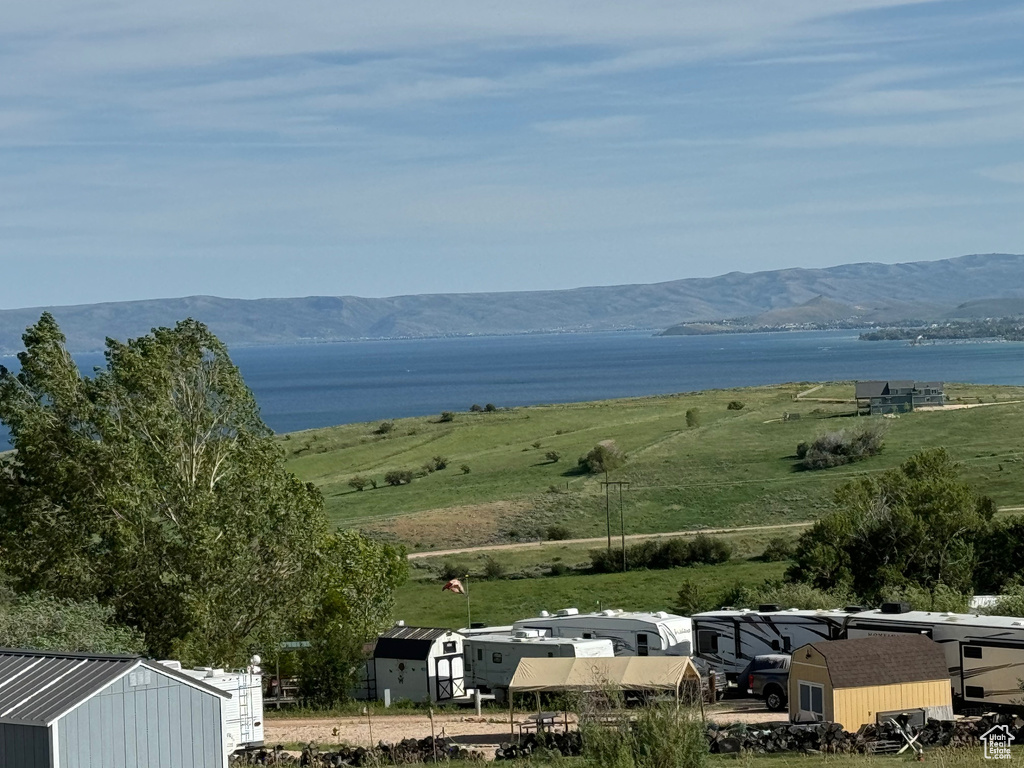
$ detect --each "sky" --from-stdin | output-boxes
[2,0,1023,309]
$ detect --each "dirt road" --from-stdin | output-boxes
[407,522,811,559]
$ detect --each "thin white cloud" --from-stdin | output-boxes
[978,162,1024,185]
[533,115,644,139]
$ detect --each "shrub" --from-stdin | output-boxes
[484,403,497,412]
[460,464,471,474]
[685,408,701,428]
[431,455,448,471]
[482,557,506,580]
[374,421,394,435]
[347,475,369,492]
[581,704,707,768]
[469,404,483,412]
[760,537,793,562]
[546,524,572,541]
[727,400,745,410]
[673,579,719,616]
[589,534,732,573]
[369,478,378,489]
[545,450,561,463]
[795,441,810,460]
[532,441,542,449]
[687,533,732,564]
[547,562,571,577]
[578,440,626,474]
[384,469,414,486]
[438,411,455,423]
[799,422,886,470]
[439,560,469,582]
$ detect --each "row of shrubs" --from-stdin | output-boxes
[797,422,886,470]
[589,533,732,573]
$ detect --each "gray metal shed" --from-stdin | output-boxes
[0,648,230,768]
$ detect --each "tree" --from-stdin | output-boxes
[0,314,329,664]
[685,408,700,428]
[545,450,561,463]
[348,476,369,491]
[787,449,996,604]
[578,440,626,474]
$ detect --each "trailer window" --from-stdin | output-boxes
[582,633,593,639]
[637,634,649,657]
[963,646,983,659]
[697,631,718,654]
[782,636,792,653]
[492,653,503,664]
[965,685,985,699]
[477,649,483,661]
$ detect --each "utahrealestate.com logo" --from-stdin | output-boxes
[981,725,1015,760]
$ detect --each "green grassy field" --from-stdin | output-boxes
[282,381,1024,551]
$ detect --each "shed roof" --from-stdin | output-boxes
[0,648,229,727]
[798,634,948,689]
[508,656,700,693]
[374,626,456,660]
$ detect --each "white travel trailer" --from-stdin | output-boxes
[511,608,692,657]
[162,661,265,755]
[843,604,1024,709]
[691,605,858,680]
[465,631,614,698]
[369,623,466,704]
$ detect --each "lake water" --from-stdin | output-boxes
[2,330,1023,444]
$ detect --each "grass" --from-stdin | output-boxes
[282,381,1024,551]
[393,559,788,628]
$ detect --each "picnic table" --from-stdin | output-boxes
[518,711,569,737]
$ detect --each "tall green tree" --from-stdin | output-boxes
[787,449,996,604]
[0,314,329,663]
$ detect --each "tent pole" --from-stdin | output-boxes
[510,694,514,739]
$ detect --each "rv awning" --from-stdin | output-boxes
[508,657,701,693]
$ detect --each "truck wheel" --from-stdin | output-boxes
[764,686,786,712]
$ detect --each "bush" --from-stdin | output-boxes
[532,441,542,449]
[799,422,886,470]
[484,403,497,412]
[482,557,506,580]
[431,455,448,471]
[760,537,794,562]
[685,408,701,428]
[795,441,810,460]
[384,469,414,486]
[578,440,626,474]
[374,421,394,435]
[347,475,369,492]
[460,464,471,474]
[439,561,469,582]
[581,704,706,768]
[673,580,718,615]
[547,562,571,577]
[589,534,732,573]
[546,524,572,541]
[438,411,455,423]
[727,400,745,410]
[545,450,561,463]
[469,404,483,412]
[687,533,732,564]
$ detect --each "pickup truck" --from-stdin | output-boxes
[739,654,790,711]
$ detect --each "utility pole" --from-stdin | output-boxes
[601,480,630,569]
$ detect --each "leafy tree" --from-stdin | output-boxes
[384,469,414,485]
[787,449,996,603]
[374,421,394,435]
[469,404,483,412]
[798,423,886,470]
[726,400,744,410]
[0,314,328,664]
[545,450,561,463]
[685,408,701,428]
[438,411,455,423]
[578,440,626,474]
[484,403,497,412]
[348,475,369,491]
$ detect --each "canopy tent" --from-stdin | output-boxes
[508,656,701,693]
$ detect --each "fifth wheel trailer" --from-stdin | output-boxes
[511,608,693,656]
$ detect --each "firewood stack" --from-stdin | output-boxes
[229,737,485,766]
[495,731,584,760]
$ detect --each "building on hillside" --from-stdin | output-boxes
[788,634,953,730]
[364,623,466,704]
[855,380,944,414]
[0,648,230,768]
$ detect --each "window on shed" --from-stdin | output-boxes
[443,641,457,654]
[492,652,503,664]
[799,682,824,718]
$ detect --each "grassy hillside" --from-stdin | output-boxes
[282,381,1024,551]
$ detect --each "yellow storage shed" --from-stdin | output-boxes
[789,634,953,731]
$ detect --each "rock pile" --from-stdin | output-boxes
[230,737,484,766]
[707,721,860,754]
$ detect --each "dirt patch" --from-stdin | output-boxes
[365,501,531,551]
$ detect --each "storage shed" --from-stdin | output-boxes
[371,624,466,704]
[788,635,953,730]
[0,648,230,768]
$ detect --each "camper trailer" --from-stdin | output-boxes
[369,624,467,704]
[843,604,1024,708]
[511,608,692,657]
[164,662,265,755]
[465,631,614,698]
[691,606,857,680]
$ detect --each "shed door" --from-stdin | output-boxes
[435,655,465,701]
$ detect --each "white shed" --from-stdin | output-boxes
[371,625,466,704]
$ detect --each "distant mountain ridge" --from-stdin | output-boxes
[2,253,1023,353]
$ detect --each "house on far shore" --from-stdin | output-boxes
[855,380,944,415]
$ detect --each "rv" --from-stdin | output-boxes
[465,631,614,698]
[843,604,1024,709]
[511,608,692,657]
[163,662,265,755]
[691,605,858,680]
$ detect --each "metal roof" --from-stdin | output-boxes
[0,649,228,727]
[374,626,458,660]
[380,625,452,642]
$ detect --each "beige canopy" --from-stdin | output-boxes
[508,656,702,693]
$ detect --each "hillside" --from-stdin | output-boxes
[3,253,1024,352]
[281,381,1024,552]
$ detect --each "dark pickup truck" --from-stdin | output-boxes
[740,654,790,711]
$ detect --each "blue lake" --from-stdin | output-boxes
[2,330,1023,445]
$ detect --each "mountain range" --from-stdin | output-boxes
[2,253,1024,353]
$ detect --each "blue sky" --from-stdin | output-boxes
[2,0,1023,308]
